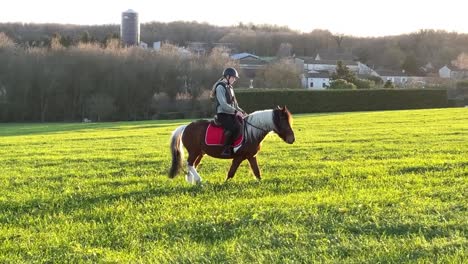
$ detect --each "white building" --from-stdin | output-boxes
[139,41,148,49]
[375,70,408,86]
[302,71,330,89]
[439,65,468,79]
[153,41,161,50]
[295,54,377,89]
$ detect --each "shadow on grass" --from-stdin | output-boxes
[0,175,331,224]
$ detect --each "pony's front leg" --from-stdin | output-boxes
[247,156,261,181]
[226,157,243,181]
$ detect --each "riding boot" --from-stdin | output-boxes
[221,130,233,157]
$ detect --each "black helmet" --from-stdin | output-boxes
[223,67,239,79]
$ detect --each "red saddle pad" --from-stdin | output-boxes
[205,124,243,147]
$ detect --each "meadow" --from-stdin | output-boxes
[0,108,466,263]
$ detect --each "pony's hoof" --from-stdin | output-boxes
[225,177,233,182]
[189,174,202,185]
[186,173,193,184]
[194,178,202,185]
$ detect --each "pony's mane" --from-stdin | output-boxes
[244,108,293,141]
[247,109,275,132]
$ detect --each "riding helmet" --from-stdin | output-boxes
[223,67,239,79]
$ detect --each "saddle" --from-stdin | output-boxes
[205,116,244,148]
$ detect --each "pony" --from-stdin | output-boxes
[168,106,295,184]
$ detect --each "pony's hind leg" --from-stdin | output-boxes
[186,152,203,184]
[194,154,204,169]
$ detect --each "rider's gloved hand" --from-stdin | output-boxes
[235,110,244,118]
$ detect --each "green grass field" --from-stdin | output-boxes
[0,108,467,263]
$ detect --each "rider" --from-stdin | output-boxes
[211,67,247,156]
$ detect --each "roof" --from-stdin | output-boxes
[231,53,260,60]
[259,56,277,62]
[375,69,407,77]
[298,57,358,66]
[444,64,468,71]
[311,59,357,66]
[314,51,357,61]
[238,58,267,65]
[305,71,330,78]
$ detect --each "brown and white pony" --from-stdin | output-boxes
[169,106,295,184]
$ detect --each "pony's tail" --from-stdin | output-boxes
[169,125,187,178]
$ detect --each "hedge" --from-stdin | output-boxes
[235,88,449,113]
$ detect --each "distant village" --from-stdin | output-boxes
[147,42,468,90]
[121,10,468,91]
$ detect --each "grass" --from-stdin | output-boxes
[0,108,467,263]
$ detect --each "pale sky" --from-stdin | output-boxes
[1,0,467,37]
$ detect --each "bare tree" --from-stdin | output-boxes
[333,34,345,50]
[452,52,468,69]
[260,59,302,88]
[87,93,116,121]
[276,42,292,58]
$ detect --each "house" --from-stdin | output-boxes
[420,62,435,74]
[375,70,408,86]
[153,41,161,50]
[303,71,330,89]
[295,53,376,89]
[139,41,148,49]
[231,52,268,79]
[439,65,468,79]
[231,52,260,60]
[296,57,359,73]
[297,53,376,74]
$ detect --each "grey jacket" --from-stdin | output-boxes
[215,83,244,114]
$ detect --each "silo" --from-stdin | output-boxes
[121,9,140,46]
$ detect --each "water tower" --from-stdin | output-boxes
[121,9,140,46]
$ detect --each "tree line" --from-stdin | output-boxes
[0,33,302,122]
[0,34,233,122]
[2,22,468,74]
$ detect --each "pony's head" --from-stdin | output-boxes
[272,106,295,144]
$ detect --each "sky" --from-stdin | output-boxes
[1,0,467,37]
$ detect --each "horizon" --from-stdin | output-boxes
[1,20,466,39]
[3,21,466,39]
[1,0,467,37]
